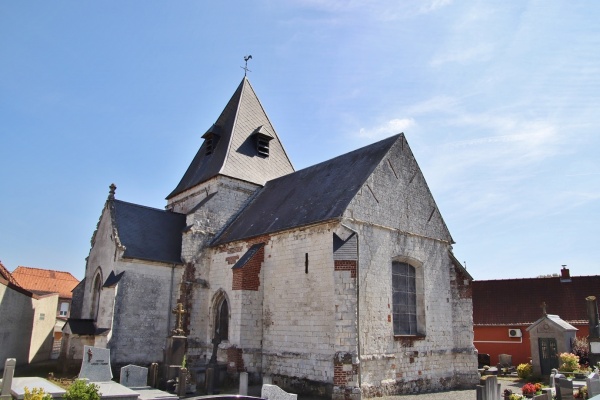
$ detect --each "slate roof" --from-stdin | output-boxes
[113,200,186,264]
[167,77,294,199]
[473,274,600,326]
[213,134,401,245]
[11,266,79,299]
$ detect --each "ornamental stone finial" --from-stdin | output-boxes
[109,183,117,199]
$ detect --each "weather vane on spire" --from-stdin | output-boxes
[241,55,252,76]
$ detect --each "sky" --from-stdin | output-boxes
[1,1,598,281]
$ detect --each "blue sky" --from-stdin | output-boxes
[1,1,598,281]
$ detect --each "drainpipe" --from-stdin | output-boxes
[341,222,360,389]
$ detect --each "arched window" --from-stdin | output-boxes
[392,260,425,336]
[214,296,229,341]
[91,272,102,321]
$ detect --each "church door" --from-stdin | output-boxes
[214,298,229,341]
[538,337,558,375]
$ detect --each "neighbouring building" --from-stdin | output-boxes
[11,266,80,358]
[64,77,479,398]
[473,267,600,367]
[0,261,58,365]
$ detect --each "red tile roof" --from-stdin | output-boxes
[473,274,600,326]
[11,266,80,299]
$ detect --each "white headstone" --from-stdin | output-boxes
[79,345,113,382]
[239,372,248,396]
[120,365,148,388]
[587,372,600,398]
[1,358,16,399]
[261,384,298,400]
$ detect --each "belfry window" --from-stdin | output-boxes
[202,124,221,156]
[253,125,273,157]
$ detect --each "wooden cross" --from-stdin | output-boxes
[172,303,186,336]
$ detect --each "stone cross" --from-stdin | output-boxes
[541,301,547,316]
[172,303,186,336]
[208,336,221,365]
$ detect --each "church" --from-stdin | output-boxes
[63,77,478,398]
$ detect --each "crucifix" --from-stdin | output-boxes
[172,302,186,336]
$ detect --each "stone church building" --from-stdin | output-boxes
[63,77,478,397]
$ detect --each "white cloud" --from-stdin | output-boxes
[358,118,416,139]
[430,43,495,67]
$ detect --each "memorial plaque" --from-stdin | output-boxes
[79,345,113,382]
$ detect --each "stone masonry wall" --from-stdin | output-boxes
[260,224,338,392]
[109,259,183,365]
[342,136,478,395]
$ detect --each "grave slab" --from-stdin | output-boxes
[136,388,178,400]
[79,346,113,382]
[94,381,139,400]
[8,377,66,400]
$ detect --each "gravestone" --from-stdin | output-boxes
[476,376,500,400]
[79,345,113,382]
[239,372,248,396]
[498,354,512,368]
[1,358,16,400]
[532,391,552,400]
[587,372,600,398]
[555,376,574,400]
[261,384,298,400]
[478,353,491,368]
[120,365,148,388]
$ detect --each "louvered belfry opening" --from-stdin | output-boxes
[202,124,221,156]
[253,125,273,157]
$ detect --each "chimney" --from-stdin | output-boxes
[560,265,571,283]
[587,296,600,338]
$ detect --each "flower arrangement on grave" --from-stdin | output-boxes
[559,352,580,372]
[23,387,52,400]
[516,363,533,379]
[574,385,587,399]
[64,379,100,400]
[508,394,523,400]
[521,382,541,397]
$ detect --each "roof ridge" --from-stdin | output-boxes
[218,77,246,176]
[14,266,78,279]
[114,199,184,215]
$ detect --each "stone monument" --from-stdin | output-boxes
[163,302,188,392]
[1,358,16,400]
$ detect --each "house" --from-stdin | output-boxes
[0,261,58,365]
[472,267,600,368]
[64,77,478,398]
[11,266,80,359]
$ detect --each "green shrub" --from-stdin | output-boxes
[23,387,52,400]
[64,379,101,400]
[559,352,579,372]
[516,363,533,379]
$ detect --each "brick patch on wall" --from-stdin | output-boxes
[334,260,357,278]
[227,346,245,373]
[232,242,267,291]
[333,352,359,387]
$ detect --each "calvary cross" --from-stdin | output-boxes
[172,302,186,336]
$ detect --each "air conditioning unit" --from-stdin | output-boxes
[508,328,522,338]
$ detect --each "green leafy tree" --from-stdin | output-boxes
[64,380,101,400]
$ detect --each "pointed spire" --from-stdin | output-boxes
[167,78,294,200]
